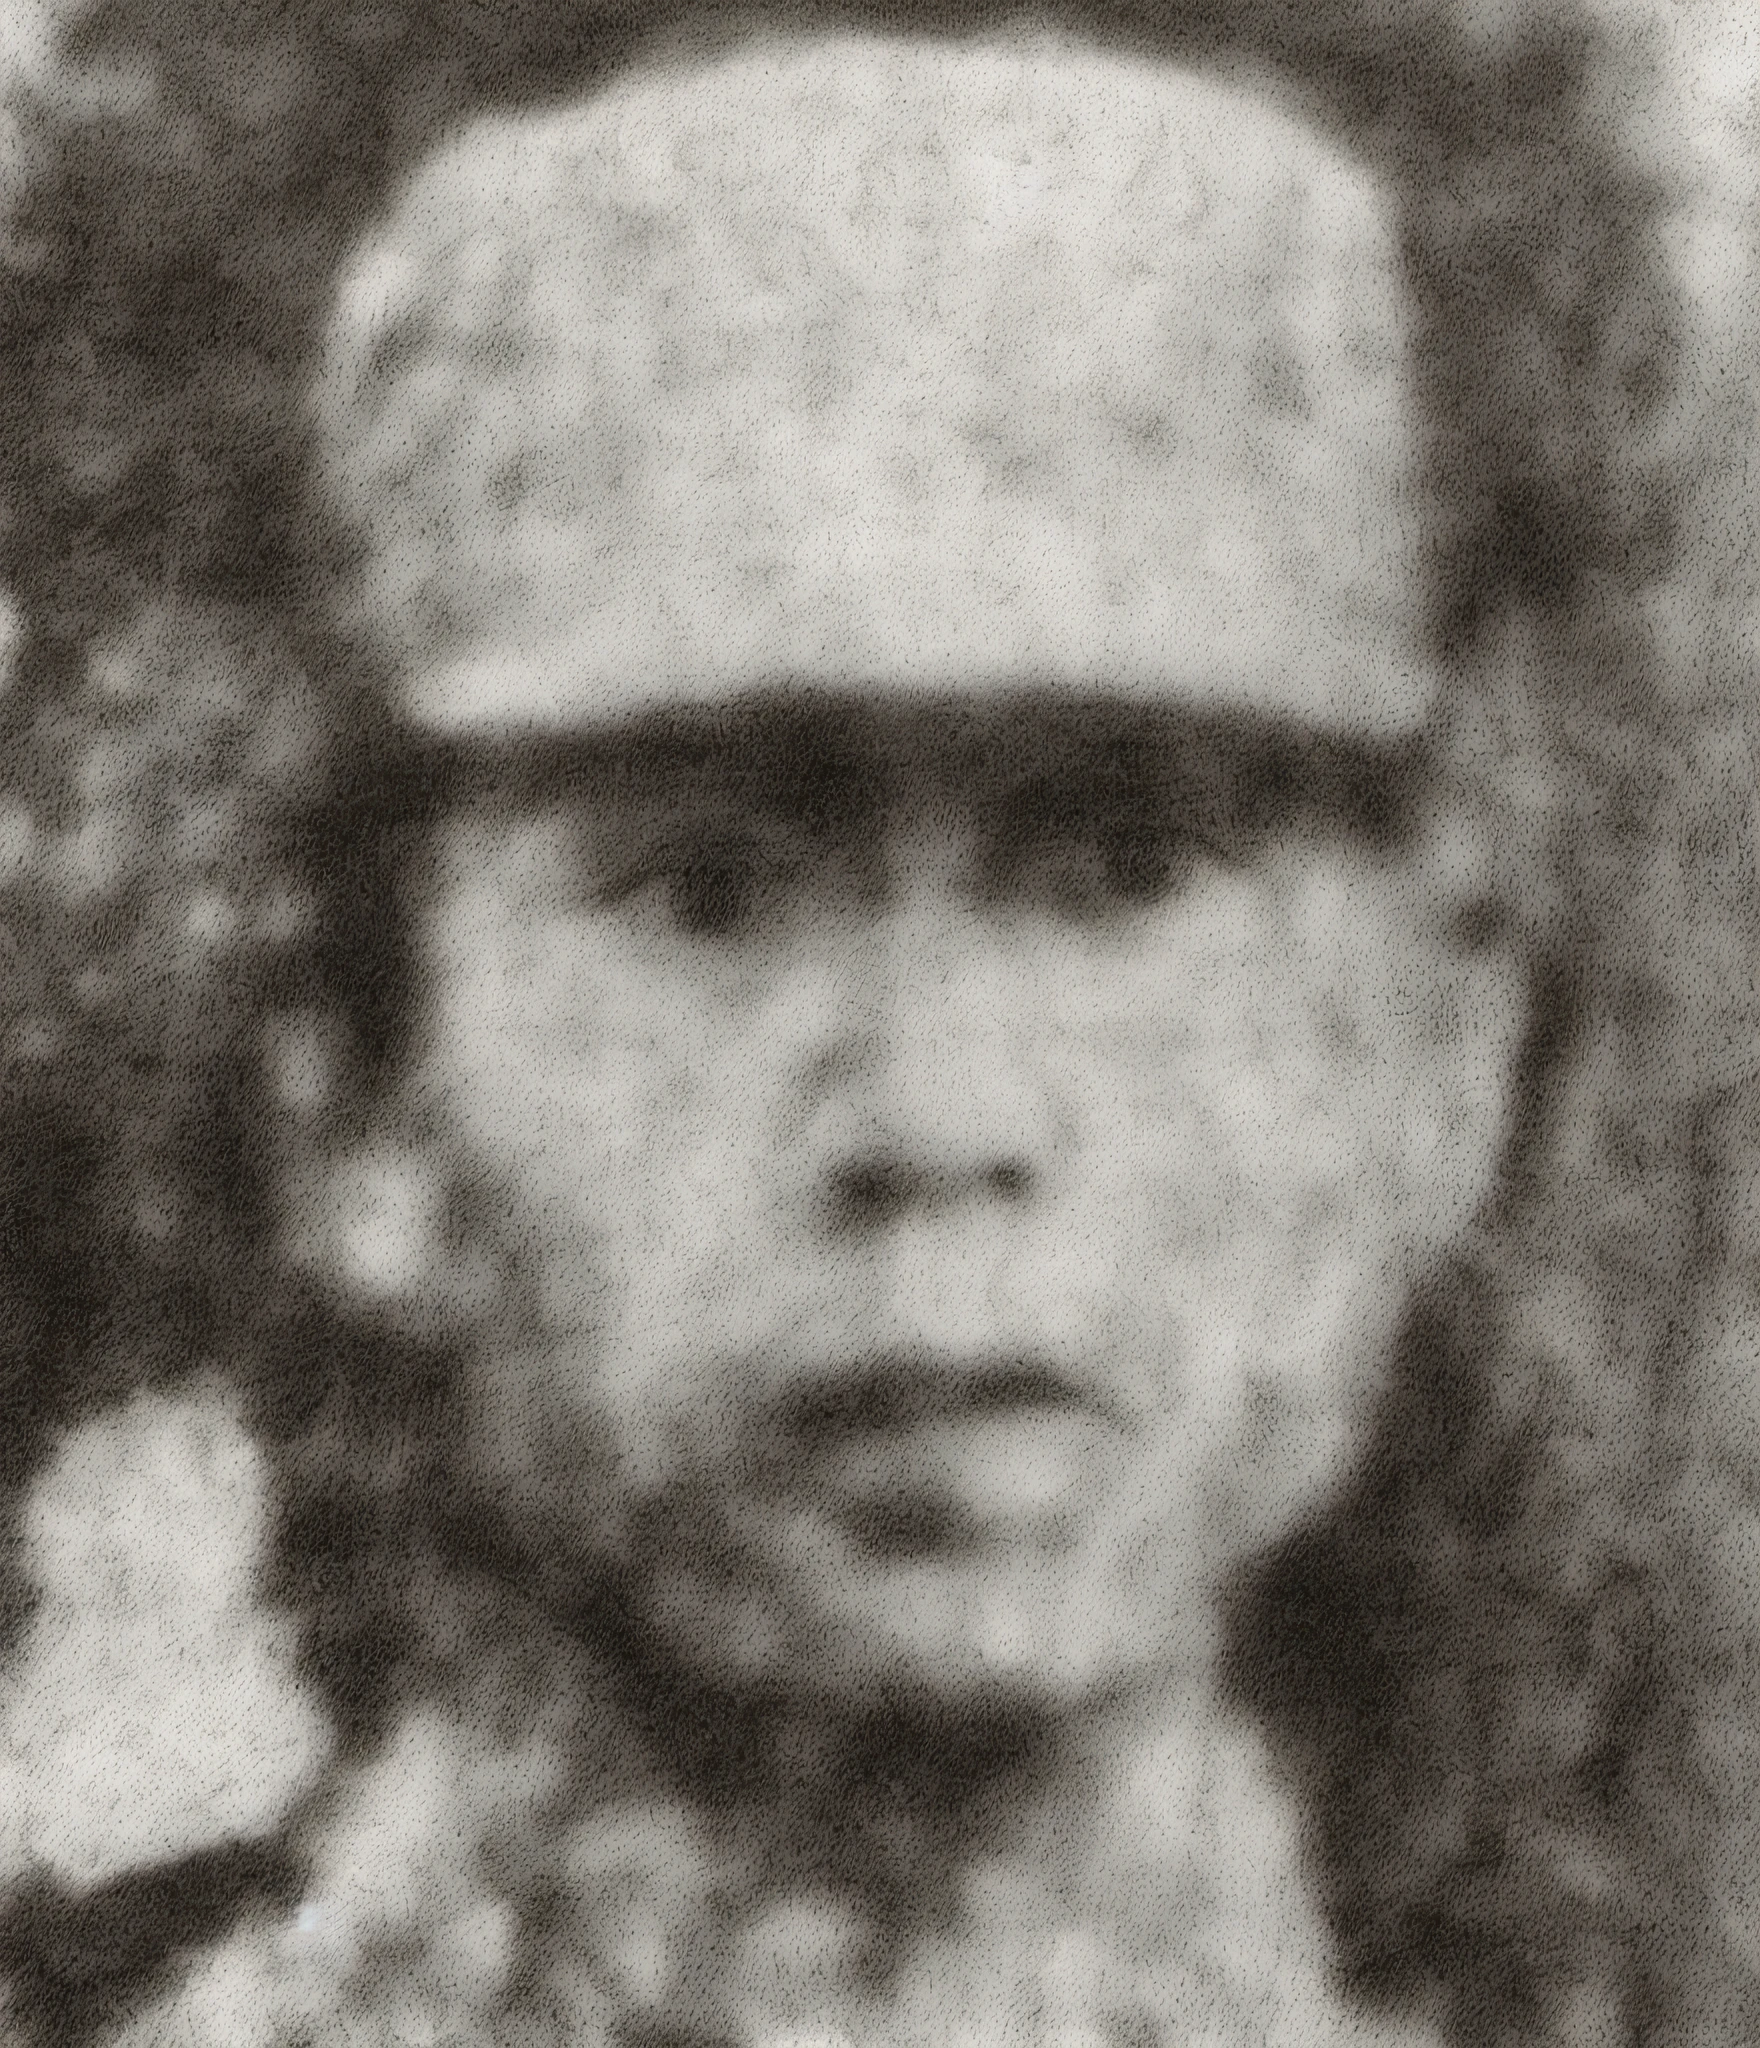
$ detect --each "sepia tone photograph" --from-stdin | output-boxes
[0,2,1757,2043]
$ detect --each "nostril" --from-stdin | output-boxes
[828,1158,1034,1226]
[831,1162,911,1226]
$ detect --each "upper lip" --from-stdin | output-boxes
[777,1353,1108,1441]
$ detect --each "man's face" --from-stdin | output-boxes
[407,696,1521,1711]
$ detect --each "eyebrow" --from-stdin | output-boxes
[364,690,1429,851]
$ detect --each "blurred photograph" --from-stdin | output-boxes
[1,6,1757,2047]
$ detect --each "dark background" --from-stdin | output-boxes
[1,3,1758,2043]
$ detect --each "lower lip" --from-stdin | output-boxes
[805,1410,1113,1550]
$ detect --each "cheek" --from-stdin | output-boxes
[1089,858,1520,1404]
[1042,863,1523,1564]
[420,888,829,1384]
[1047,883,1349,1429]
[424,888,754,1197]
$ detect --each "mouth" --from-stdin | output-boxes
[769,1354,1120,1561]
[778,1354,1100,1439]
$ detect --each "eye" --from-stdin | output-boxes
[597,835,800,940]
[1098,822,1195,904]
[986,799,1216,919]
[666,845,767,937]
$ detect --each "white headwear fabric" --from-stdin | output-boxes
[311,31,1430,736]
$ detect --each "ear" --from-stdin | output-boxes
[1410,926,1531,1248]
[1368,878,1532,1280]
[1284,828,1531,1287]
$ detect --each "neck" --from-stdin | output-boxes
[432,1484,1278,1906]
[607,1599,1330,2028]
[704,1665,1342,2045]
[313,1523,1380,2044]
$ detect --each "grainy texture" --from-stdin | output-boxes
[0,4,1757,2045]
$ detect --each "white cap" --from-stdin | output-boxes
[311,31,1431,738]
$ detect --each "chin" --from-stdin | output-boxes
[631,1518,1196,1718]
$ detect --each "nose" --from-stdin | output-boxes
[815,852,1054,1233]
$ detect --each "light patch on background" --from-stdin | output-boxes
[0,1389,330,1891]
